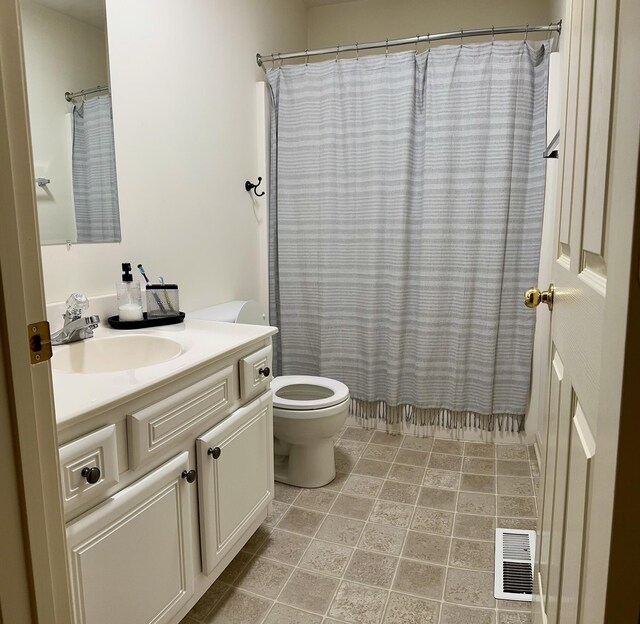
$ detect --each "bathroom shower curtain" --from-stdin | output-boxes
[267,41,549,432]
[72,95,121,243]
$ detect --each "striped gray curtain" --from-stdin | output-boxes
[267,42,549,432]
[72,95,121,243]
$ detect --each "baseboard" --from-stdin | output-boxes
[534,431,544,468]
[532,572,548,624]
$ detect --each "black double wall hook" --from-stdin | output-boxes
[245,177,265,197]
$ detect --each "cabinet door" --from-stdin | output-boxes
[197,391,274,575]
[66,452,195,624]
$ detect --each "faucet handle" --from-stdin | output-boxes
[64,293,89,319]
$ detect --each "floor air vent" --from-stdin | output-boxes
[494,528,536,601]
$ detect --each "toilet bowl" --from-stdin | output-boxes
[272,375,350,488]
[189,301,350,488]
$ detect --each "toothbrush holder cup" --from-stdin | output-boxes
[146,284,180,318]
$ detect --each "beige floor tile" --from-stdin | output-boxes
[496,517,537,531]
[330,493,375,520]
[449,538,494,571]
[353,458,392,478]
[530,461,540,477]
[217,551,252,584]
[358,522,406,555]
[462,457,496,475]
[335,448,358,473]
[382,592,440,624]
[432,439,464,455]
[440,602,496,624]
[362,443,399,462]
[387,463,425,485]
[460,473,496,494]
[317,514,365,546]
[179,617,199,624]
[417,486,457,511]
[264,603,323,624]
[341,427,375,442]
[402,530,451,565]
[371,431,404,447]
[264,501,290,527]
[202,588,272,624]
[497,612,532,624]
[423,469,461,490]
[496,460,531,477]
[392,558,446,599]
[496,599,532,611]
[275,481,301,504]
[336,440,367,457]
[497,476,534,497]
[299,539,353,577]
[411,507,454,535]
[322,471,350,492]
[401,436,433,452]
[279,569,340,614]
[242,526,272,553]
[295,489,339,512]
[342,474,384,498]
[233,556,293,598]
[257,529,311,565]
[379,481,420,505]
[453,514,496,541]
[394,448,429,466]
[444,568,496,608]
[497,496,537,518]
[329,580,389,624]
[368,499,415,527]
[344,549,398,588]
[277,506,325,536]
[463,442,496,458]
[496,445,530,461]
[429,453,463,471]
[187,580,229,621]
[457,492,497,516]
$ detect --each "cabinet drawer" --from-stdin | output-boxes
[239,345,272,400]
[128,365,234,469]
[59,424,119,513]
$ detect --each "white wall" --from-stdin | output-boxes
[21,1,108,245]
[307,0,553,51]
[40,0,307,316]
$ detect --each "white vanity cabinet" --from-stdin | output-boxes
[56,332,276,624]
[66,452,195,624]
[196,391,273,575]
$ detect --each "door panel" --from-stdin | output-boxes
[66,452,195,624]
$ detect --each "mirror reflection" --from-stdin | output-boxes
[20,0,121,245]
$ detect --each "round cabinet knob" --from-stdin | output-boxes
[258,366,270,377]
[208,447,221,459]
[81,466,101,485]
[181,469,197,484]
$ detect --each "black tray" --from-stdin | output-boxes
[108,311,185,330]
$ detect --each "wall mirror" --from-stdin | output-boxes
[20,0,121,245]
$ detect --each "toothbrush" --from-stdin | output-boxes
[137,264,166,314]
[159,276,176,313]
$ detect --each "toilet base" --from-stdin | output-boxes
[274,437,336,488]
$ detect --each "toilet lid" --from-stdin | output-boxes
[271,375,350,410]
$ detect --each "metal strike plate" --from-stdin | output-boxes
[28,321,52,364]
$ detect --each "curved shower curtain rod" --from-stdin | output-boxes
[257,21,561,67]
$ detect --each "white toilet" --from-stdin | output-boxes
[190,301,350,488]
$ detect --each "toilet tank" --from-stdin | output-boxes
[189,300,267,326]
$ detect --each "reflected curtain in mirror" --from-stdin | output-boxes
[72,95,120,243]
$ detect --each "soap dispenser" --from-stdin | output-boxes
[117,262,143,321]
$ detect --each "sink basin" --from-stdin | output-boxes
[52,334,183,374]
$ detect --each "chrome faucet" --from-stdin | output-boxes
[51,293,100,345]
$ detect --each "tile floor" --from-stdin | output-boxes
[181,428,539,624]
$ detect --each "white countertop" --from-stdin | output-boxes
[52,319,277,429]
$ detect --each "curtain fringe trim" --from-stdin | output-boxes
[350,398,525,433]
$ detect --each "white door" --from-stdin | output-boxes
[533,0,640,622]
[196,391,274,576]
[66,452,195,624]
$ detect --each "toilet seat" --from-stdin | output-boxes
[271,375,350,411]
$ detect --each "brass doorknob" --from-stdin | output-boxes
[524,284,554,311]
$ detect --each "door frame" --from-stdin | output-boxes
[0,0,72,622]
